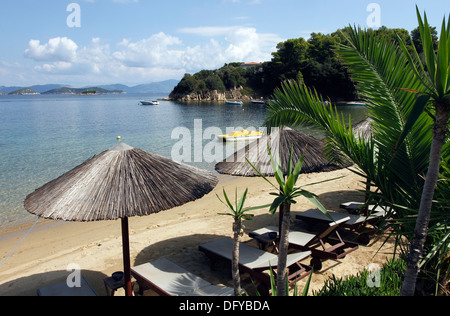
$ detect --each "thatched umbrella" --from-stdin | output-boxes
[352,118,374,212]
[353,118,373,141]
[215,127,341,177]
[25,142,218,296]
[215,128,344,230]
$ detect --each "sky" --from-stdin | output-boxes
[0,0,448,87]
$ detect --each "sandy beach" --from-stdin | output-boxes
[0,168,395,296]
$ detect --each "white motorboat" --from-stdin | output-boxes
[251,99,266,105]
[140,100,160,105]
[225,100,244,105]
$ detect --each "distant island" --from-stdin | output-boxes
[1,86,124,96]
[0,79,179,96]
[7,88,40,95]
[42,87,125,95]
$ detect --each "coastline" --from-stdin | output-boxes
[0,169,395,296]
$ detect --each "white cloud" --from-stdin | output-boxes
[24,37,78,62]
[178,26,282,66]
[113,32,183,68]
[21,26,282,85]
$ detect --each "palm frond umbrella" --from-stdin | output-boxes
[215,127,345,230]
[352,118,374,212]
[215,127,342,176]
[25,142,218,296]
[353,118,373,141]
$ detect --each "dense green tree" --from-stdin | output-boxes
[411,25,438,53]
[303,33,356,100]
[205,73,226,92]
[218,65,247,90]
[272,38,309,80]
[170,73,197,96]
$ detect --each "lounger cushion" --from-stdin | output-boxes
[340,202,390,217]
[199,238,310,270]
[251,226,318,247]
[297,209,375,225]
[131,258,234,296]
[37,276,97,296]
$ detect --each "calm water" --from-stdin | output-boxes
[0,94,367,228]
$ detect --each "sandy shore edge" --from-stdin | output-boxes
[0,169,395,296]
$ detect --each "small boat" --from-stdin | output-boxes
[217,129,264,142]
[226,100,244,106]
[251,99,266,105]
[140,100,159,105]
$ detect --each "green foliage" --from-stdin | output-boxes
[217,187,269,221]
[267,265,313,296]
[246,146,331,219]
[265,23,449,249]
[396,8,450,295]
[205,73,226,92]
[314,259,406,296]
[397,8,450,107]
[217,188,270,296]
[171,74,196,95]
[170,64,250,97]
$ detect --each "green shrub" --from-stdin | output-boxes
[314,259,406,296]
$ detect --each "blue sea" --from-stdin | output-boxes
[0,93,367,228]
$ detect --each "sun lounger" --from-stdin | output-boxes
[340,201,391,217]
[131,258,234,296]
[249,217,358,271]
[295,208,383,245]
[198,238,311,288]
[37,276,97,296]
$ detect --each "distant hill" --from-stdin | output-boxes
[96,84,130,92]
[0,80,179,95]
[0,86,24,94]
[98,80,179,94]
[29,84,67,93]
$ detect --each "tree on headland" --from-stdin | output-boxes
[171,26,424,102]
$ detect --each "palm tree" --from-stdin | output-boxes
[247,147,330,296]
[396,8,449,296]
[264,8,448,295]
[217,188,269,296]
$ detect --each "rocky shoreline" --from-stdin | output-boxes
[169,86,253,102]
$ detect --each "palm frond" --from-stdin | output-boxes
[335,26,434,206]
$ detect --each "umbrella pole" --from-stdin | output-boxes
[121,217,133,296]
